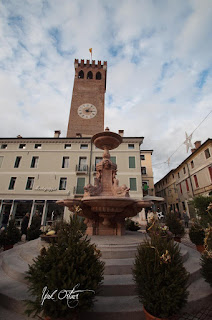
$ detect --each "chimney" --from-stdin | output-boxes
[118,130,124,137]
[76,133,82,138]
[191,148,196,153]
[194,141,201,149]
[17,135,22,138]
[54,130,61,138]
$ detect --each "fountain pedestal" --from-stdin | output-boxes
[57,129,152,236]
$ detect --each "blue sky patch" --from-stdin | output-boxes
[196,69,209,89]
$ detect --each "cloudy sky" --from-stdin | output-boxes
[0,0,211,182]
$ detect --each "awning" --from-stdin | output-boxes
[143,195,165,202]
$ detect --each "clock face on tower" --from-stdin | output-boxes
[77,103,97,119]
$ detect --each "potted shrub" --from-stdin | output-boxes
[0,219,21,250]
[165,212,185,242]
[201,226,212,287]
[27,212,42,241]
[133,233,189,319]
[189,221,205,252]
[146,217,173,241]
[25,214,104,319]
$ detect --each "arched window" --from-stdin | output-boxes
[87,71,93,79]
[96,72,101,80]
[78,70,84,79]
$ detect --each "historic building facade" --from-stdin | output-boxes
[0,59,155,227]
[155,139,212,216]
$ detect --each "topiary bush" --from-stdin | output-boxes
[0,219,21,248]
[27,214,42,241]
[165,212,185,237]
[25,214,105,319]
[133,234,189,318]
[189,222,205,245]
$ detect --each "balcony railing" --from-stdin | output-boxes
[75,164,88,174]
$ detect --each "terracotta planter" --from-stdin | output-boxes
[3,244,13,251]
[196,244,205,253]
[174,237,181,243]
[143,307,168,320]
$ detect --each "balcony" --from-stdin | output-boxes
[75,164,88,174]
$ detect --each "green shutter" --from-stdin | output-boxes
[76,178,85,194]
[130,178,137,191]
[110,156,116,164]
[129,156,135,168]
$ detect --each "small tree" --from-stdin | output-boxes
[190,196,212,227]
[25,214,104,319]
[27,215,42,241]
[165,212,185,237]
[133,234,189,318]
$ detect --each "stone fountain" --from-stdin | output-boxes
[57,128,152,236]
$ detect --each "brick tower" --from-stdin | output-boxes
[67,59,107,137]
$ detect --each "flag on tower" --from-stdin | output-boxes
[89,48,92,60]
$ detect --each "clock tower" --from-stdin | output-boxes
[67,59,107,137]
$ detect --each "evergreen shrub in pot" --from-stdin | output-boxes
[133,233,189,319]
[25,214,105,319]
[165,212,185,241]
[0,219,21,250]
[189,221,205,252]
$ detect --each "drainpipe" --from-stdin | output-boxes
[89,138,92,184]
[186,163,194,197]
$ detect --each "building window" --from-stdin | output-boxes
[129,156,136,168]
[95,157,102,170]
[0,156,4,168]
[62,157,69,168]
[64,144,71,149]
[59,178,67,190]
[172,174,174,179]
[26,177,34,190]
[110,156,116,164]
[35,144,42,149]
[185,179,189,192]
[1,144,7,149]
[191,160,194,168]
[178,172,180,178]
[96,72,101,80]
[128,144,134,149]
[183,167,186,174]
[130,178,137,191]
[80,144,88,149]
[194,175,199,188]
[9,177,16,190]
[87,71,93,79]
[19,143,26,149]
[78,70,84,79]
[78,157,87,171]
[14,156,21,168]
[180,183,182,194]
[142,181,149,195]
[76,177,85,194]
[205,148,211,159]
[31,156,39,168]
[209,166,212,182]
[141,166,147,175]
[140,154,145,160]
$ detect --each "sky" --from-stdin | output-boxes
[0,0,211,183]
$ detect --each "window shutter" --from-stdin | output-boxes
[129,157,135,168]
[77,178,85,194]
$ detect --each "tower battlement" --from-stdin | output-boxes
[74,59,107,69]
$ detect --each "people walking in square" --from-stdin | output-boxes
[21,212,30,235]
[0,211,10,230]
